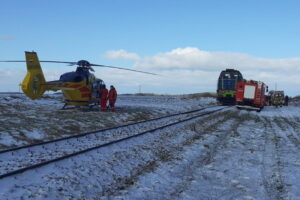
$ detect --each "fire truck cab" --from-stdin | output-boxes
[236,80,267,111]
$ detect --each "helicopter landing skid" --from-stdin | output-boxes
[61,103,67,110]
[88,103,100,111]
[61,103,76,110]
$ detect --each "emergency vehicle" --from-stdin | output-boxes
[270,91,285,107]
[236,80,268,111]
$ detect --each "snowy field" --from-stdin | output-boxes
[0,93,216,149]
[1,93,300,199]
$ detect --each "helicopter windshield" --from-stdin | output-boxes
[60,71,86,82]
[76,66,89,74]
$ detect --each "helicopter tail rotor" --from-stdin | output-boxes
[22,52,47,99]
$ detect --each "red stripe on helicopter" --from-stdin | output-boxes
[81,93,91,98]
[69,84,81,88]
[79,87,90,92]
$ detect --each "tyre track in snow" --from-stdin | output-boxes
[201,112,257,200]
[109,111,242,200]
[273,117,300,199]
[168,117,240,199]
[275,118,300,150]
[269,117,300,199]
[221,115,266,200]
[171,112,266,200]
[260,117,288,200]
[98,111,232,198]
[0,106,226,179]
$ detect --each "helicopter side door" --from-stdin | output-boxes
[91,79,105,103]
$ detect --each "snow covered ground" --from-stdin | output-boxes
[0,93,216,149]
[1,93,300,199]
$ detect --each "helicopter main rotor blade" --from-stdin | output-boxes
[91,64,158,75]
[0,60,158,75]
[0,60,26,62]
[40,61,77,65]
[0,60,77,65]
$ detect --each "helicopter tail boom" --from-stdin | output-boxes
[22,52,47,99]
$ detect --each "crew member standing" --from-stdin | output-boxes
[285,95,289,106]
[100,85,108,111]
[108,85,117,111]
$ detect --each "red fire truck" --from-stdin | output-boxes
[236,80,268,111]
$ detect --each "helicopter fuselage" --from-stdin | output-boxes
[21,52,104,107]
[58,68,103,106]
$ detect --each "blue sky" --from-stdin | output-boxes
[1,0,300,95]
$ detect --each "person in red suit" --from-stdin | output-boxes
[100,85,108,111]
[108,85,117,111]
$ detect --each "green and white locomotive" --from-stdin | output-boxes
[217,69,243,105]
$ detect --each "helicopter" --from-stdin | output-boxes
[0,51,157,108]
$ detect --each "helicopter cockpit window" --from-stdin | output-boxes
[60,72,84,82]
[75,67,81,72]
[76,67,89,74]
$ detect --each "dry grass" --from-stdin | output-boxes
[179,92,217,99]
[129,92,217,98]
[0,98,161,149]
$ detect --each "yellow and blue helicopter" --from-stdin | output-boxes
[1,51,157,108]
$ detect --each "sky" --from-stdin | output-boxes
[1,0,300,95]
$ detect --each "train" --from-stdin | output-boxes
[217,69,270,111]
[217,69,243,105]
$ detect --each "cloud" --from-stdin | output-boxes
[127,47,300,72]
[1,47,300,95]
[103,47,300,95]
[0,35,15,41]
[104,49,140,61]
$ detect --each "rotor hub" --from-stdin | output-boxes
[77,60,90,67]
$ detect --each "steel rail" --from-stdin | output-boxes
[0,105,219,154]
[0,106,229,179]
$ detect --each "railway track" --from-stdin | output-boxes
[0,105,229,179]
